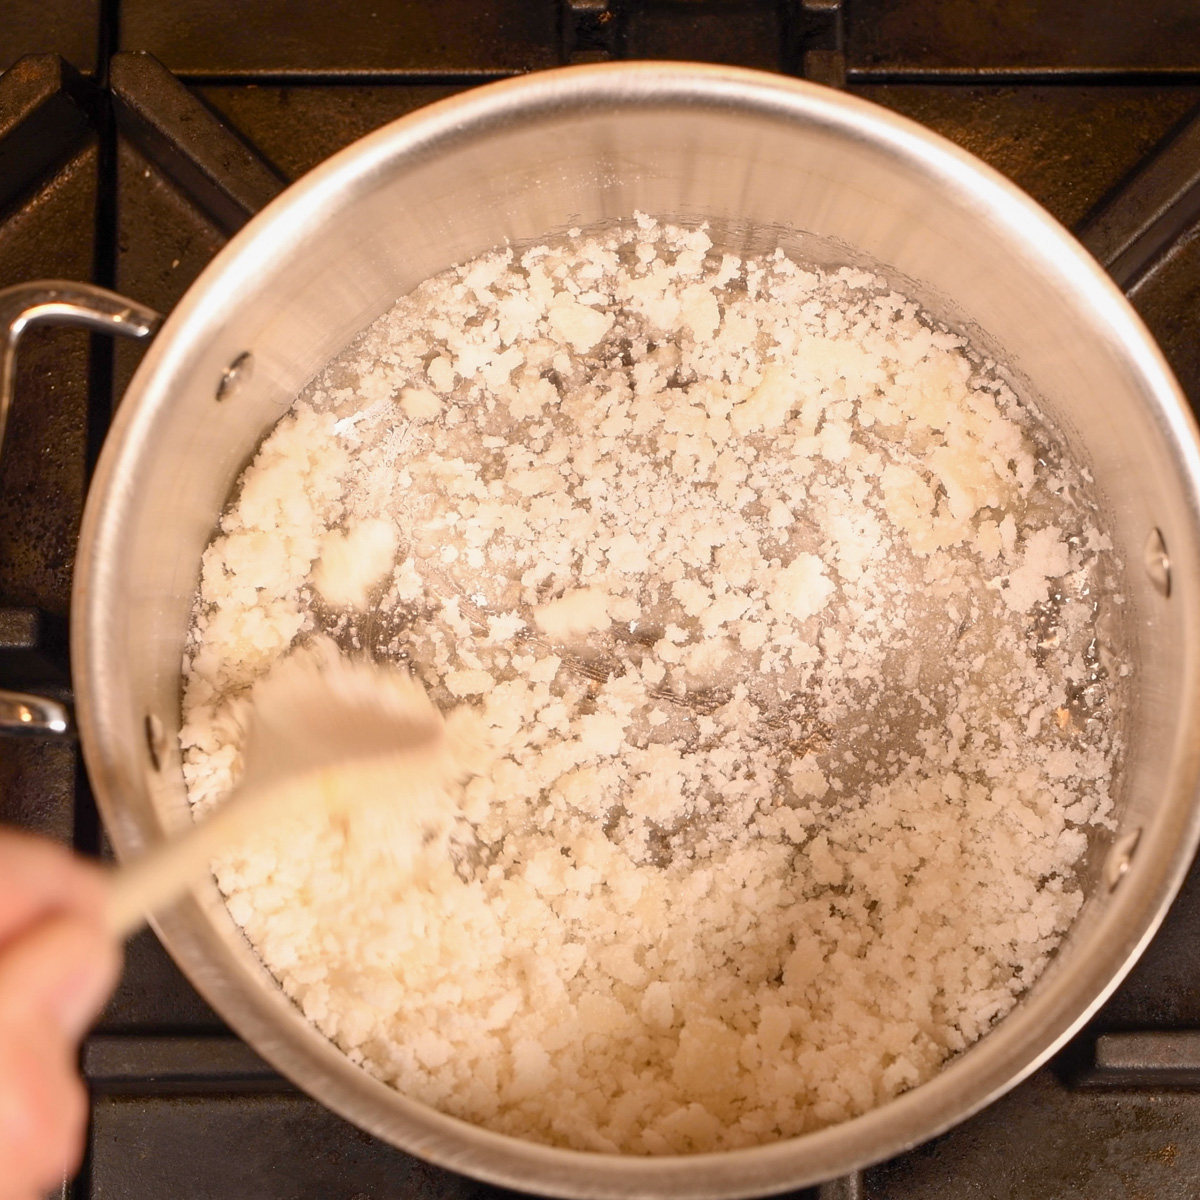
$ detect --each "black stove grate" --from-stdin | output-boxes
[3,4,1200,1197]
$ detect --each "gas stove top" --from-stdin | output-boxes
[3,4,1200,1197]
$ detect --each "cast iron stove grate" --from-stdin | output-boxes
[2,3,1200,1197]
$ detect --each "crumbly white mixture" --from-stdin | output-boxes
[180,217,1123,1154]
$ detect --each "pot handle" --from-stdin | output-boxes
[0,281,162,736]
[0,690,71,736]
[0,281,162,450]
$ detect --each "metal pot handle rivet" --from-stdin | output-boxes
[216,350,253,402]
[1143,527,1171,598]
[1104,827,1143,890]
[0,280,162,736]
[144,712,167,770]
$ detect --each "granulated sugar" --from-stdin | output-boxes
[180,217,1124,1154]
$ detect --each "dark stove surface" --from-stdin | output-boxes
[3,5,1200,1198]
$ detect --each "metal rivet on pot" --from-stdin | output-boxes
[1143,527,1171,597]
[1104,828,1142,891]
[216,351,253,402]
[144,713,166,772]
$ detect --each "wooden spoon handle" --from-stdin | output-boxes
[104,789,268,938]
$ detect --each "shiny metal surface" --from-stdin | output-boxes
[71,63,1200,1197]
[0,281,161,735]
[0,689,70,735]
[0,281,162,452]
[1144,525,1172,596]
[1094,1030,1200,1078]
[1104,828,1144,891]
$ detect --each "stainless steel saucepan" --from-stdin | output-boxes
[3,62,1200,1198]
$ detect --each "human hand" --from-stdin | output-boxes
[0,829,120,1200]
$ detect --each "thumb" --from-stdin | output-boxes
[0,915,121,1040]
